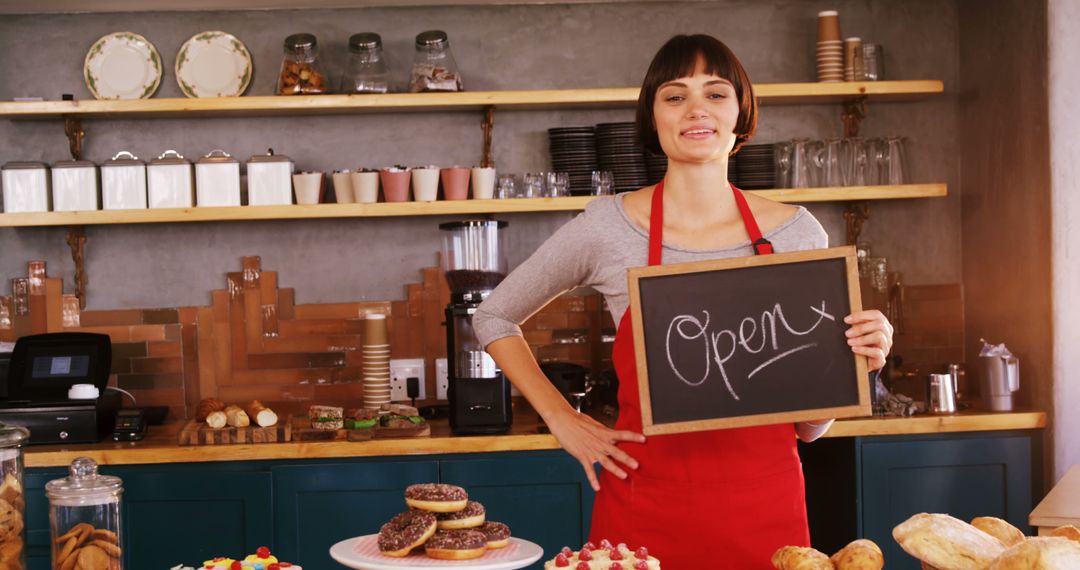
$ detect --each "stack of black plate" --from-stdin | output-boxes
[548,126,599,195]
[732,144,775,189]
[596,122,648,193]
[644,151,667,185]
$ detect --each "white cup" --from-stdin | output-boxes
[332,171,354,203]
[292,172,323,205]
[350,171,379,203]
[471,166,496,200]
[411,167,440,201]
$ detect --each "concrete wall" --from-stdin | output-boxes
[1,1,960,310]
[957,0,1054,483]
[1049,0,1080,481]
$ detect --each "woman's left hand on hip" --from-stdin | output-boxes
[844,309,893,371]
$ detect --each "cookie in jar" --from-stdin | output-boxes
[0,423,29,570]
[46,458,124,570]
[277,33,330,95]
[409,30,463,92]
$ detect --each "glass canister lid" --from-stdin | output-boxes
[0,422,29,447]
[284,33,317,51]
[45,457,123,503]
[349,33,382,52]
[415,30,449,47]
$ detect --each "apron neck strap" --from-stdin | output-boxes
[647,178,773,267]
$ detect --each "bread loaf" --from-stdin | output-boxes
[1047,525,1080,544]
[771,545,834,569]
[223,405,250,428]
[830,539,883,570]
[893,513,1005,569]
[195,398,225,421]
[205,410,227,429]
[986,536,1080,569]
[972,517,1025,547]
[245,400,278,427]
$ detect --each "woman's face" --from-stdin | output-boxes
[652,58,741,165]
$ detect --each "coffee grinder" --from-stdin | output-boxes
[439,220,512,435]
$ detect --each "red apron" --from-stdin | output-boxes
[588,180,810,569]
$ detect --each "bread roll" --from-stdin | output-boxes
[205,410,227,429]
[1047,525,1080,544]
[224,405,250,427]
[972,517,1025,547]
[771,545,834,569]
[986,536,1080,569]
[245,400,278,427]
[830,539,883,570]
[893,513,1006,569]
[195,398,225,421]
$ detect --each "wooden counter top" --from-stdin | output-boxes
[1030,465,1080,531]
[23,410,1046,468]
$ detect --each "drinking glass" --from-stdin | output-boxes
[496,174,517,199]
[522,173,544,198]
[883,136,908,185]
[545,172,569,197]
[821,138,845,187]
[867,138,887,185]
[861,43,885,81]
[790,138,813,188]
[773,142,793,188]
[846,137,870,186]
[591,170,613,196]
[807,139,826,187]
[868,256,888,293]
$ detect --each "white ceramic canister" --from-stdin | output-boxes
[1,161,51,212]
[100,151,147,210]
[147,150,195,208]
[246,151,294,205]
[51,160,99,212]
[195,149,241,207]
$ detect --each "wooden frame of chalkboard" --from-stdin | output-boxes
[628,245,870,436]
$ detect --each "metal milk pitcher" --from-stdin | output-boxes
[979,352,1020,412]
[927,373,957,413]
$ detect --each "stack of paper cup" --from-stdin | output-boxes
[843,37,864,81]
[817,10,844,82]
[362,314,392,406]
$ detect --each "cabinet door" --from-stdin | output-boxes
[860,434,1033,570]
[441,452,595,570]
[25,468,66,570]
[112,468,273,569]
[273,460,439,568]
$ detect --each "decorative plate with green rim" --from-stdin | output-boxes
[175,30,253,98]
[83,32,162,100]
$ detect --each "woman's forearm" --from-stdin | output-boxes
[485,335,574,423]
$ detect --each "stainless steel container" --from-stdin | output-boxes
[195,149,241,207]
[246,151,294,206]
[51,160,99,212]
[1,161,50,212]
[927,373,957,414]
[100,151,147,210]
[979,353,1020,412]
[147,150,194,208]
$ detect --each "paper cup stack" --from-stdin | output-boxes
[362,314,392,406]
[817,10,844,82]
[843,37,865,81]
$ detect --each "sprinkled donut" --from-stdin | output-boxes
[405,483,469,513]
[479,521,511,549]
[377,510,437,557]
[424,529,487,560]
[435,500,486,529]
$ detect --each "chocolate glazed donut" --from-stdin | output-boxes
[405,483,469,513]
[377,511,437,557]
[480,521,512,549]
[424,529,488,560]
[436,501,486,529]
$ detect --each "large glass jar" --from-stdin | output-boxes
[340,33,391,94]
[276,33,330,95]
[46,457,123,570]
[0,422,29,570]
[409,30,463,92]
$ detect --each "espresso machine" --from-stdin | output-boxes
[439,220,513,435]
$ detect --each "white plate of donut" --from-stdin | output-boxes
[329,535,543,570]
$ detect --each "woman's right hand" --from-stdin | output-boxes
[544,407,646,492]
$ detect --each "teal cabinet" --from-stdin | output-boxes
[272,459,439,569]
[442,452,595,570]
[25,468,65,570]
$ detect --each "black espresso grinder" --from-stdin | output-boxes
[439,220,512,435]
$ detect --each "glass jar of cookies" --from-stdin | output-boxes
[46,457,124,570]
[277,33,330,95]
[0,422,29,570]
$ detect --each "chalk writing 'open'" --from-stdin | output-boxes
[665,302,836,400]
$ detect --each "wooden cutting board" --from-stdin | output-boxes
[177,419,291,445]
[288,415,430,441]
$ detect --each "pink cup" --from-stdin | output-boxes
[379,168,411,202]
[441,167,471,200]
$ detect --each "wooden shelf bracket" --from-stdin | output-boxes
[63,116,85,160]
[842,96,868,138]
[481,105,495,168]
[65,226,88,308]
[843,201,870,245]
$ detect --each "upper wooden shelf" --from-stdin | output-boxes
[0,184,946,227]
[0,81,944,120]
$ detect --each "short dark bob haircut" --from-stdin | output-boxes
[636,34,757,156]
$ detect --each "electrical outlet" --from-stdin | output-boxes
[435,358,449,400]
[390,358,425,401]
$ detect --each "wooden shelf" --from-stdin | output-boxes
[0,81,944,120]
[0,184,946,227]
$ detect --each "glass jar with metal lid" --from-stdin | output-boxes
[0,422,29,569]
[277,33,330,95]
[409,30,463,93]
[341,33,391,94]
[46,457,124,570]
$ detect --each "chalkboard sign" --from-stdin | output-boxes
[628,246,870,435]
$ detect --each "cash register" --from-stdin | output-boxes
[0,332,120,444]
